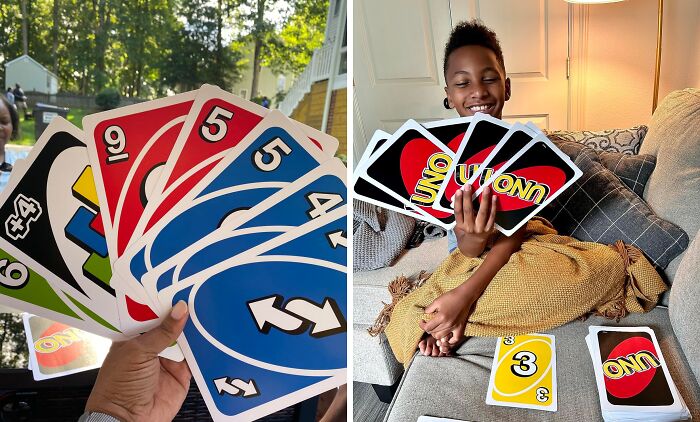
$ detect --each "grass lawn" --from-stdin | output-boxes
[10,108,89,146]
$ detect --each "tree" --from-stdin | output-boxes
[0,313,28,369]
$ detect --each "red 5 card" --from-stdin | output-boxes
[433,113,510,213]
[134,84,268,240]
[82,89,199,262]
[472,136,582,236]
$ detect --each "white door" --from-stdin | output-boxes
[353,0,569,165]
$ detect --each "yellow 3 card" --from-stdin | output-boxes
[485,333,557,411]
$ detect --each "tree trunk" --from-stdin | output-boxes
[249,0,266,99]
[20,0,28,56]
[94,0,109,92]
[52,0,60,75]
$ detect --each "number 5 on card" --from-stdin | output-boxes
[486,333,557,412]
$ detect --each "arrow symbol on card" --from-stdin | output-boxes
[285,297,346,338]
[247,295,346,337]
[213,377,260,398]
[326,230,347,248]
[247,295,306,334]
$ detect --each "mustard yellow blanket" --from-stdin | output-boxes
[380,218,667,365]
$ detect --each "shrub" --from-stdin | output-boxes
[95,88,121,110]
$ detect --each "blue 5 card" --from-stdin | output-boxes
[142,159,347,302]
[113,111,329,303]
[161,209,347,420]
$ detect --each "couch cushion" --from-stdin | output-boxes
[353,237,447,325]
[639,89,700,301]
[547,125,648,155]
[597,151,655,197]
[385,309,700,421]
[353,324,404,385]
[542,141,689,270]
[669,228,700,383]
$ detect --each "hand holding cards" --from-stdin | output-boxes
[0,85,346,421]
[353,113,582,236]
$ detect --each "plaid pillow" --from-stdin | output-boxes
[547,125,648,155]
[542,141,688,269]
[598,151,656,197]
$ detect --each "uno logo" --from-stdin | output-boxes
[603,337,660,398]
[33,323,84,367]
[490,172,550,205]
[410,153,451,206]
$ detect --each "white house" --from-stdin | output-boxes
[4,55,59,94]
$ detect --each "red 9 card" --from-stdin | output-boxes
[433,113,510,213]
[472,136,583,236]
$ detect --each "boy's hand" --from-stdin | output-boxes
[453,185,498,257]
[419,283,478,346]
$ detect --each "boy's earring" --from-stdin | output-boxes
[443,98,451,109]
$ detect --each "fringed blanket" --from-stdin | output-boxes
[373,218,668,366]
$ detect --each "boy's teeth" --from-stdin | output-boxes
[470,105,489,111]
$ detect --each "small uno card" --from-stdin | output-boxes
[22,313,111,381]
[473,136,583,236]
[486,333,557,412]
[360,120,455,227]
[433,113,510,213]
[82,89,199,261]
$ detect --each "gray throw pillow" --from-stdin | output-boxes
[542,141,689,269]
[353,199,415,271]
[547,125,648,155]
[597,151,656,197]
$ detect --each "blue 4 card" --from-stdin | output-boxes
[112,111,329,303]
[162,210,347,420]
[141,159,346,301]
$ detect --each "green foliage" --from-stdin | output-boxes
[95,88,121,110]
[0,1,329,98]
[0,313,28,368]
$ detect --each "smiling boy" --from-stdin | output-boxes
[418,20,526,357]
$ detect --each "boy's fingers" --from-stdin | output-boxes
[453,190,464,226]
[138,301,188,354]
[419,318,439,334]
[475,187,491,230]
[485,195,498,232]
[461,185,475,229]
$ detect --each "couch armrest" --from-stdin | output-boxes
[669,228,700,384]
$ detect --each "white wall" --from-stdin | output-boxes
[572,0,700,131]
[5,56,57,94]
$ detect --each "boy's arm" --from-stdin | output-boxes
[420,225,527,342]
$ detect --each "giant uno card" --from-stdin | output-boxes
[473,136,582,236]
[0,118,126,339]
[433,114,510,213]
[361,120,455,227]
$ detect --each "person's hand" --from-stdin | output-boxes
[418,284,478,350]
[86,301,192,422]
[453,184,497,257]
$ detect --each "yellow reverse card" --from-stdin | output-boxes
[485,333,557,412]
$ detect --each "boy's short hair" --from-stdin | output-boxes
[443,20,506,76]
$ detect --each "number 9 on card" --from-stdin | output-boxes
[486,333,557,412]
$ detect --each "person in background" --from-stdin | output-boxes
[0,96,18,172]
[5,88,15,108]
[12,84,28,120]
[261,95,271,108]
